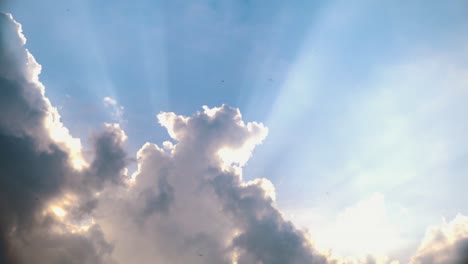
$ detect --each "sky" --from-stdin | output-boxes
[1,0,468,263]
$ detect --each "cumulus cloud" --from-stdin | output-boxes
[95,104,336,263]
[0,13,126,264]
[410,214,468,264]
[2,11,468,264]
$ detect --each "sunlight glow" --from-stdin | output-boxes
[217,147,249,167]
[314,193,402,257]
[46,193,95,234]
[67,218,95,234]
[14,23,88,171]
[45,108,87,170]
[231,249,239,264]
[50,205,67,218]
[48,193,78,219]
[242,178,276,202]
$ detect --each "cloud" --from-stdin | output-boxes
[0,13,127,264]
[0,13,86,169]
[103,96,125,122]
[87,123,128,189]
[95,104,336,263]
[410,214,468,264]
[103,97,117,106]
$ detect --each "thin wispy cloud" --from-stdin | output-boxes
[103,96,125,123]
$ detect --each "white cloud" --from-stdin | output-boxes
[103,96,117,106]
[410,214,468,264]
[96,104,333,263]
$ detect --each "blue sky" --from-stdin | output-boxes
[3,0,468,261]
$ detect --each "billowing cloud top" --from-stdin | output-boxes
[109,103,331,264]
[1,12,468,264]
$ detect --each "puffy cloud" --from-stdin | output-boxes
[410,214,468,264]
[96,104,334,263]
[0,13,126,264]
[87,123,128,188]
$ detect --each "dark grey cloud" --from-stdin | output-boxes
[212,173,328,264]
[141,174,174,217]
[87,124,128,189]
[10,225,115,264]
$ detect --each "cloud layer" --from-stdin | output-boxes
[1,12,468,264]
